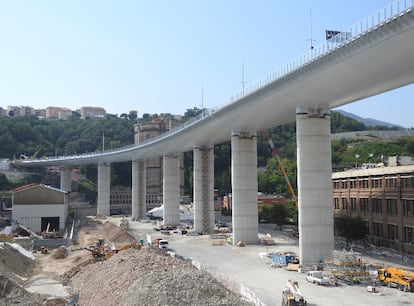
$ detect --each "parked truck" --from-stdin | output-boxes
[272,252,299,267]
[377,267,414,292]
[282,280,307,306]
[305,271,330,285]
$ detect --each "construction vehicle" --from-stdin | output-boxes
[306,271,330,286]
[118,217,129,230]
[264,131,298,207]
[272,252,299,267]
[282,280,307,306]
[85,239,142,260]
[377,267,414,292]
[84,238,107,260]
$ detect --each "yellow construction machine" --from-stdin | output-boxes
[282,280,307,306]
[85,238,142,260]
[377,267,414,292]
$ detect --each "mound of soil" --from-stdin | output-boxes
[70,247,252,306]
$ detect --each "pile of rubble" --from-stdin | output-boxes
[0,242,52,305]
[69,246,253,306]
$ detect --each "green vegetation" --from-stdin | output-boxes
[335,215,369,246]
[258,201,297,226]
[0,110,413,200]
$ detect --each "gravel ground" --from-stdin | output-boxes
[69,246,253,306]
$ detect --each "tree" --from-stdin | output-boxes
[258,203,288,226]
[335,215,369,246]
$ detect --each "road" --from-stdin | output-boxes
[126,220,414,306]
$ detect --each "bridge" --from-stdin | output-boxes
[15,1,414,267]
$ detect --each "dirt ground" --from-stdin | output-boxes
[34,216,137,279]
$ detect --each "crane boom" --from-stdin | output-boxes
[264,131,298,207]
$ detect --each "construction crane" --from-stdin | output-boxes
[263,131,298,207]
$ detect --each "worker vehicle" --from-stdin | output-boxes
[282,280,307,306]
[306,271,330,286]
[272,252,299,267]
[158,239,169,251]
[377,267,414,292]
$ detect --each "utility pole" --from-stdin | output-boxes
[201,85,204,116]
[241,59,247,96]
[307,2,315,50]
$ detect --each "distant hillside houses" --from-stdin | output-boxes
[0,105,108,120]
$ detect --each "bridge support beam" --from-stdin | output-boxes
[163,155,180,226]
[193,145,215,234]
[296,108,334,267]
[132,160,146,221]
[60,168,72,192]
[97,162,111,216]
[231,131,258,244]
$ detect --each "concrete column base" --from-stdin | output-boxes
[231,131,258,244]
[132,160,146,220]
[163,155,180,226]
[60,168,72,192]
[97,162,110,216]
[193,146,215,234]
[296,108,334,267]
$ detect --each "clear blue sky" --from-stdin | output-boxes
[0,0,412,128]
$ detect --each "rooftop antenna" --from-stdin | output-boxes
[201,84,204,110]
[102,128,105,152]
[307,2,315,49]
[241,58,247,95]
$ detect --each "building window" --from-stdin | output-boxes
[386,199,397,216]
[349,180,357,189]
[372,178,382,189]
[373,222,383,237]
[387,224,398,240]
[334,198,340,210]
[401,176,414,188]
[360,198,368,213]
[342,198,348,210]
[404,226,414,244]
[341,180,348,189]
[350,198,357,211]
[403,199,414,217]
[385,177,397,189]
[333,181,340,190]
[360,179,369,188]
[372,198,382,214]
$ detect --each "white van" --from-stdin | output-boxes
[158,240,169,251]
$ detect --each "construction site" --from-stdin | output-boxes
[1,214,414,306]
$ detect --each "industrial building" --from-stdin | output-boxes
[11,184,69,233]
[332,157,414,255]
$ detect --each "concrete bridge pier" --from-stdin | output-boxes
[97,162,111,216]
[231,131,258,244]
[60,167,72,192]
[132,160,146,220]
[163,155,180,226]
[193,145,215,234]
[296,107,334,267]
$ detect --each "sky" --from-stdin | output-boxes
[0,0,412,128]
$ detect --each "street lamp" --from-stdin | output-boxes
[355,154,360,168]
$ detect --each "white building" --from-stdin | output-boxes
[12,184,69,233]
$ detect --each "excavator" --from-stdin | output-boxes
[84,238,142,260]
